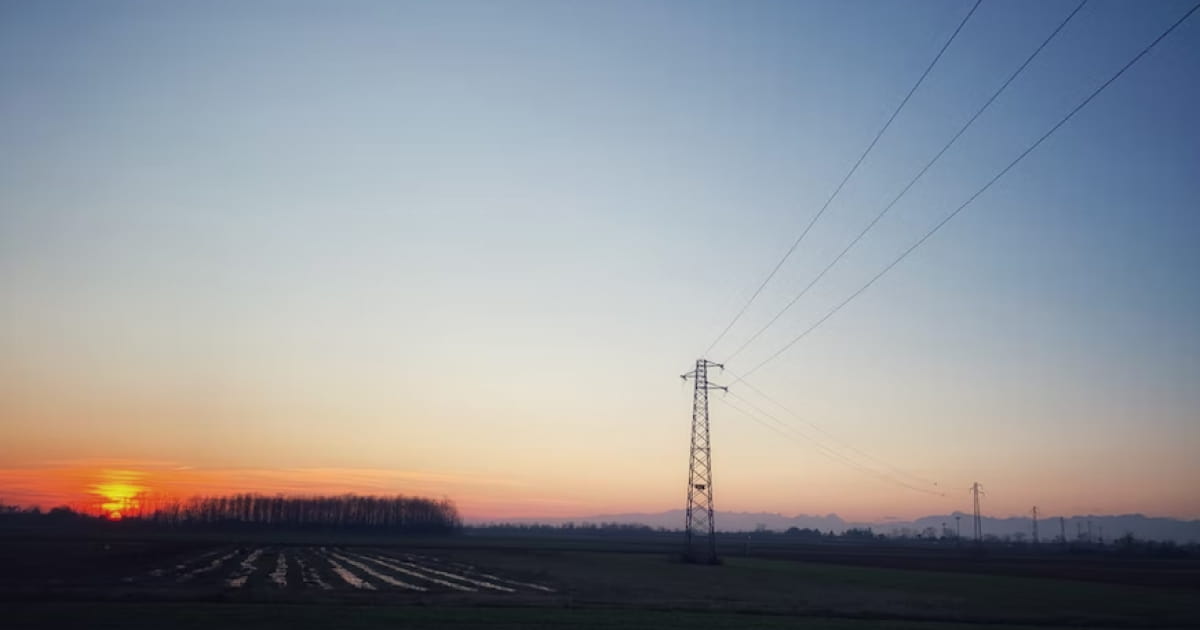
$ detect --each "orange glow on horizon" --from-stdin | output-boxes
[89,470,148,519]
[0,461,549,520]
[3,459,1194,523]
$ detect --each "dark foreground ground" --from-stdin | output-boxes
[2,532,1197,629]
[6,602,1146,630]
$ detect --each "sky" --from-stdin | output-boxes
[1,0,1198,522]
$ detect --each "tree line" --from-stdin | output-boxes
[471,522,661,536]
[0,493,461,534]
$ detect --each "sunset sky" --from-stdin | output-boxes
[2,0,1198,522]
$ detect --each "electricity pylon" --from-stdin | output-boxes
[970,482,984,543]
[1031,506,1039,545]
[681,358,726,564]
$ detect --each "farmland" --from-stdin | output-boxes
[2,532,1197,629]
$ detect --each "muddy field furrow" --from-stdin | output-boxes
[294,552,333,591]
[322,552,376,590]
[329,552,428,591]
[269,551,288,588]
[146,548,223,579]
[361,553,506,592]
[225,548,264,588]
[349,552,481,592]
[57,544,557,597]
[177,549,241,583]
[381,550,555,592]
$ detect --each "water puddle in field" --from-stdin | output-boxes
[401,553,554,592]
[363,554,497,592]
[225,548,264,588]
[178,549,239,583]
[270,552,288,587]
[331,553,429,591]
[325,555,376,590]
[295,556,332,590]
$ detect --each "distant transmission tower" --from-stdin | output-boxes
[681,359,726,564]
[1060,516,1067,546]
[970,482,984,543]
[1031,506,1039,545]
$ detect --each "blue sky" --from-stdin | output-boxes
[1,0,1197,519]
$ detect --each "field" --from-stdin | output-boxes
[2,533,1197,629]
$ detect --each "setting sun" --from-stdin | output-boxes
[89,471,147,519]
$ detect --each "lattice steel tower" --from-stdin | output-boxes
[971,482,984,543]
[681,359,725,563]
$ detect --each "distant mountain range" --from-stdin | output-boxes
[470,510,1200,543]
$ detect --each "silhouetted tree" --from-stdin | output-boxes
[142,493,460,533]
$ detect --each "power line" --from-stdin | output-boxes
[717,390,948,497]
[701,0,985,358]
[718,394,908,492]
[729,370,940,488]
[736,1,1200,381]
[718,392,946,498]
[722,0,1090,365]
